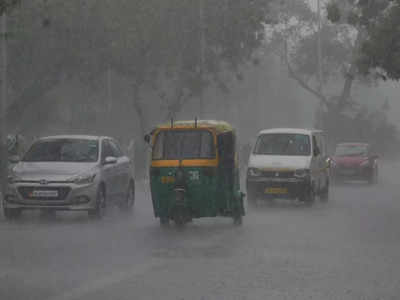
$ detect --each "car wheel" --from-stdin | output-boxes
[3,207,22,220]
[119,181,135,214]
[88,186,106,219]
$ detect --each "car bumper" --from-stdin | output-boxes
[332,166,373,180]
[3,182,98,211]
[246,176,311,199]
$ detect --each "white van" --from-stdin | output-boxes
[246,128,330,205]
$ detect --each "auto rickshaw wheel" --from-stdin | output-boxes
[233,214,243,226]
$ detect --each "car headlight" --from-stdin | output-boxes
[294,169,310,178]
[247,167,262,177]
[70,173,97,185]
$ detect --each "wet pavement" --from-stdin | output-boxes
[1,163,400,300]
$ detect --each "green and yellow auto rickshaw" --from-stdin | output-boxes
[145,120,245,227]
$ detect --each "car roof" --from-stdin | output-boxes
[38,135,109,141]
[258,128,323,135]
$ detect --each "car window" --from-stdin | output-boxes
[109,140,123,157]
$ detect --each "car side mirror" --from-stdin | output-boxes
[104,156,117,165]
[144,134,151,144]
[9,155,20,163]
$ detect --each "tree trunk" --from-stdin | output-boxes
[132,82,148,179]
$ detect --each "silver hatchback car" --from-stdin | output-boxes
[4,135,135,219]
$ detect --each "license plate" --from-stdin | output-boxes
[264,187,288,194]
[31,190,59,198]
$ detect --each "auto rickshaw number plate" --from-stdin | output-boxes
[264,187,288,194]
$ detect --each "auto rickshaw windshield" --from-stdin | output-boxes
[153,130,215,160]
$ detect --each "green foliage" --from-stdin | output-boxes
[0,0,19,15]
[7,0,271,118]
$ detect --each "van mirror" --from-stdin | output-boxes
[104,156,117,165]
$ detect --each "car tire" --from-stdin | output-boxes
[3,207,22,220]
[119,181,135,214]
[88,186,106,219]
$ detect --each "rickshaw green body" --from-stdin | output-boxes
[148,120,244,222]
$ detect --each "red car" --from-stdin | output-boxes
[331,143,378,184]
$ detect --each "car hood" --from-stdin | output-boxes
[333,156,368,167]
[248,154,311,170]
[12,162,98,181]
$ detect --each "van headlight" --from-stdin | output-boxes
[248,168,262,177]
[70,173,97,185]
[294,169,310,178]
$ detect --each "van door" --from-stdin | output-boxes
[313,133,328,193]
[311,134,323,192]
[319,133,330,190]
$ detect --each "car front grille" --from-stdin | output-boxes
[18,186,71,201]
[261,170,295,178]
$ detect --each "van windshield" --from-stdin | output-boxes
[254,133,311,156]
[153,130,215,160]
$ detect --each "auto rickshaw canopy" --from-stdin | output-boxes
[155,120,234,135]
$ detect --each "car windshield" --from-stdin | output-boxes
[153,130,215,160]
[254,133,311,156]
[335,144,368,157]
[23,139,99,162]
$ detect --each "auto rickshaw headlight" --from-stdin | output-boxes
[248,168,262,177]
[294,169,310,178]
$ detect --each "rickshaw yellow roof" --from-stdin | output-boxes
[156,120,234,133]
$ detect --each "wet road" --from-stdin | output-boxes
[1,163,400,300]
